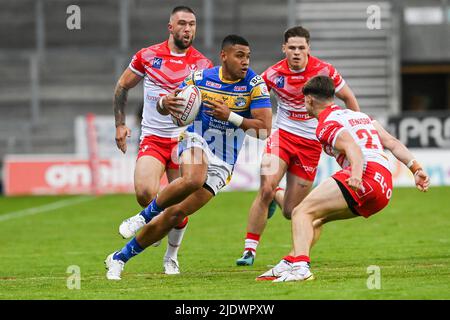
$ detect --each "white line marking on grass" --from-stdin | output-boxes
[0,196,95,223]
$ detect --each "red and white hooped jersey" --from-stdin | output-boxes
[262,56,345,140]
[129,40,213,139]
[316,105,391,171]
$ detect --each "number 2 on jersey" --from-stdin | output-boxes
[356,129,380,149]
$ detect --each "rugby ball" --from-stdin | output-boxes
[171,85,201,127]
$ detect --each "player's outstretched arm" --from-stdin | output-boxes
[113,68,142,153]
[373,121,430,192]
[334,130,364,191]
[335,84,360,112]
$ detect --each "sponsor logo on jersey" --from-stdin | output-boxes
[318,122,334,140]
[260,83,269,96]
[152,57,163,69]
[302,165,317,173]
[288,111,312,121]
[250,75,263,87]
[146,93,159,102]
[235,97,247,108]
[348,118,372,126]
[169,59,183,65]
[234,85,247,92]
[206,81,222,89]
[193,71,203,82]
[275,75,285,88]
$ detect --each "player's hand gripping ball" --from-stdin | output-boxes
[171,85,202,127]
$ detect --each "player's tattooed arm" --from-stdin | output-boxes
[113,68,142,153]
[113,83,128,127]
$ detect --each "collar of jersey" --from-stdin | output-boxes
[219,67,242,84]
[164,40,189,57]
[318,104,341,122]
[283,57,309,74]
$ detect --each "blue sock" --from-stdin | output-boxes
[113,237,144,263]
[139,197,164,223]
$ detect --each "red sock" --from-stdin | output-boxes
[283,255,310,263]
[175,216,188,229]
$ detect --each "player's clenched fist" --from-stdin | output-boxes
[115,125,131,154]
[414,169,430,192]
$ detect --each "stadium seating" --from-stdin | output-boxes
[0,0,399,177]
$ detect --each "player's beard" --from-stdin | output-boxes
[173,34,193,50]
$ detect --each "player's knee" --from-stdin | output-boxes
[181,174,205,192]
[313,218,325,228]
[292,203,314,220]
[169,206,189,226]
[259,184,275,204]
[135,188,157,207]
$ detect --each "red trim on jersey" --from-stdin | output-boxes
[318,105,342,123]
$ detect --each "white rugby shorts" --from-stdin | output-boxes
[178,131,233,195]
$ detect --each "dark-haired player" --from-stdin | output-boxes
[259,76,430,282]
[113,6,212,275]
[105,35,273,280]
[236,26,360,266]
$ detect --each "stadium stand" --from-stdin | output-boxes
[0,0,399,176]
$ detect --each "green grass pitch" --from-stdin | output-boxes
[0,187,449,300]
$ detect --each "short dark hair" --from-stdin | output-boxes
[171,6,195,16]
[284,26,310,43]
[302,76,335,100]
[221,34,249,49]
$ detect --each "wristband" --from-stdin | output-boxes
[406,159,416,168]
[407,159,422,174]
[228,112,244,127]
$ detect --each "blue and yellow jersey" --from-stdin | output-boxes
[179,66,271,165]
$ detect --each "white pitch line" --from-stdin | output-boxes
[0,196,95,223]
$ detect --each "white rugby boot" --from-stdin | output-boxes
[273,261,314,282]
[119,213,146,239]
[104,252,125,280]
[256,259,293,281]
[163,257,180,275]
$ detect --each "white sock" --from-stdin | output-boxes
[244,240,258,256]
[243,232,260,256]
[164,225,188,261]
